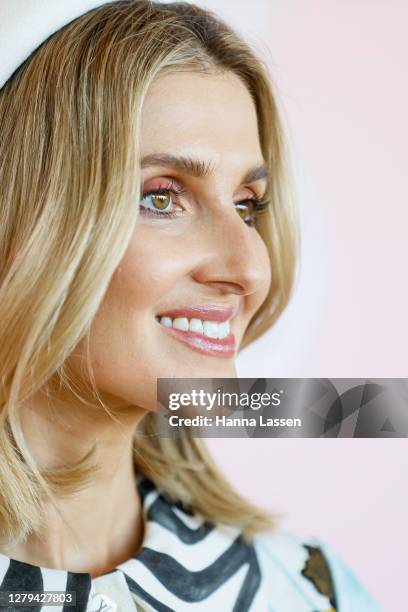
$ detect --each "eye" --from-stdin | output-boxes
[139,180,187,218]
[142,191,173,213]
[235,201,253,224]
[235,197,269,227]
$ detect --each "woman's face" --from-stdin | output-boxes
[75,70,271,412]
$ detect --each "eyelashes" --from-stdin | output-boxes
[139,180,270,227]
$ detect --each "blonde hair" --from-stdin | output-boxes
[0,1,298,544]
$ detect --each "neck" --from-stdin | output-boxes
[0,387,147,577]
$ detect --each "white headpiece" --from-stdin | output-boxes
[0,0,120,89]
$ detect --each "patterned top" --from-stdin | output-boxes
[0,477,381,611]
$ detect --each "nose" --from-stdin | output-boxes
[191,206,271,297]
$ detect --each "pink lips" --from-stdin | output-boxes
[157,304,237,323]
[156,304,238,358]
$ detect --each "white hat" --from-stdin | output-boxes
[0,0,120,89]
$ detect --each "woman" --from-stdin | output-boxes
[0,1,380,610]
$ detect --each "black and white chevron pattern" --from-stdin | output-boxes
[0,477,262,611]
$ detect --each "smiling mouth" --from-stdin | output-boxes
[155,313,236,358]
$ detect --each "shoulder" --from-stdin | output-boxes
[252,530,382,612]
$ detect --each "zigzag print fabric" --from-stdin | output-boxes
[112,477,265,611]
[0,476,380,611]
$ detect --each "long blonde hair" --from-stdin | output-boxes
[0,1,298,543]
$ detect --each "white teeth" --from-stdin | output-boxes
[218,321,229,339]
[158,315,230,339]
[172,317,189,331]
[159,316,173,328]
[203,321,219,339]
[189,318,203,333]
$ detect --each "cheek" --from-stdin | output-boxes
[88,225,196,362]
[253,233,273,307]
[110,227,187,312]
[67,228,190,407]
[263,243,273,298]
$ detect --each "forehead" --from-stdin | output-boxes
[140,70,262,162]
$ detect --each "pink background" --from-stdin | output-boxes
[175,0,408,609]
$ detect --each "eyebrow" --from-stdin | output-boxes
[140,153,269,184]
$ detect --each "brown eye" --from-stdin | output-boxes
[139,180,187,218]
[140,190,175,215]
[150,193,172,210]
[235,201,255,226]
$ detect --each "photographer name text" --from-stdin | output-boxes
[167,415,302,428]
